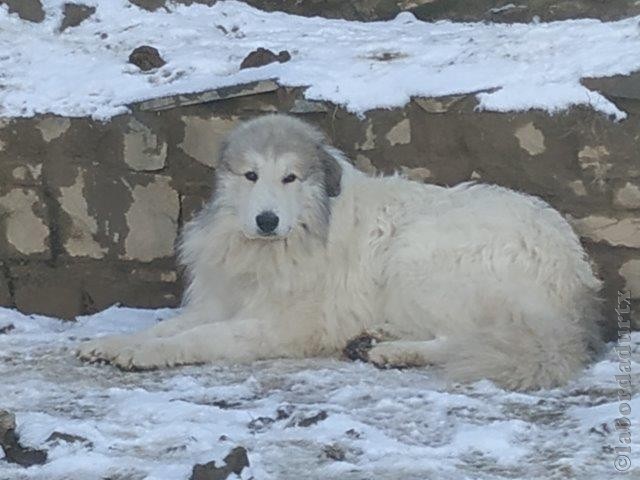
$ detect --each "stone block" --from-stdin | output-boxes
[570,215,640,248]
[58,169,106,258]
[179,116,238,168]
[123,118,167,171]
[0,188,49,256]
[619,259,640,299]
[614,182,640,210]
[123,176,179,261]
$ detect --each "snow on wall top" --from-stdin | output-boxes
[1,0,640,120]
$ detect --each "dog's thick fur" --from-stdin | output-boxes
[78,114,602,390]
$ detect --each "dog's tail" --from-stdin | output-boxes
[439,297,602,391]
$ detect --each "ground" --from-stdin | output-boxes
[0,306,637,479]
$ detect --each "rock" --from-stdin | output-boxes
[0,410,48,467]
[247,405,294,432]
[0,410,16,436]
[0,323,15,334]
[45,431,93,448]
[323,443,346,461]
[276,404,294,420]
[209,399,241,409]
[128,45,166,71]
[2,0,45,23]
[247,416,275,433]
[190,446,249,480]
[290,410,328,428]
[129,0,166,10]
[345,428,362,439]
[240,48,291,70]
[59,3,95,32]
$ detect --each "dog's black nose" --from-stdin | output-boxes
[256,211,279,234]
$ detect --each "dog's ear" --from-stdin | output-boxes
[319,146,342,197]
[216,139,230,171]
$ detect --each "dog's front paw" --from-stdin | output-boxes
[111,339,189,371]
[367,343,425,369]
[76,334,138,363]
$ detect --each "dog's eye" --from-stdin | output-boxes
[282,174,297,184]
[244,171,258,182]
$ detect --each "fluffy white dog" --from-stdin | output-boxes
[78,114,602,390]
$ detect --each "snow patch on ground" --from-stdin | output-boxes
[0,305,637,479]
[1,1,640,119]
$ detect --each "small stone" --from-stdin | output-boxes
[291,410,328,428]
[276,404,294,420]
[240,48,291,69]
[345,428,362,439]
[222,446,250,475]
[209,399,241,409]
[190,446,249,480]
[46,431,93,448]
[129,0,166,11]
[0,410,47,467]
[247,416,275,433]
[0,410,16,437]
[323,443,346,461]
[129,45,166,71]
[0,323,15,334]
[3,0,45,23]
[59,3,96,32]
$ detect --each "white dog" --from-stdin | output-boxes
[78,114,602,390]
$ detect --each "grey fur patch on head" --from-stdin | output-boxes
[218,114,342,197]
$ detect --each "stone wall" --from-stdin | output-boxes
[0,80,639,335]
[8,0,640,24]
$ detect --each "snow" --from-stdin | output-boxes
[1,1,640,120]
[0,305,637,479]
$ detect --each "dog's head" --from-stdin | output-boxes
[214,115,342,241]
